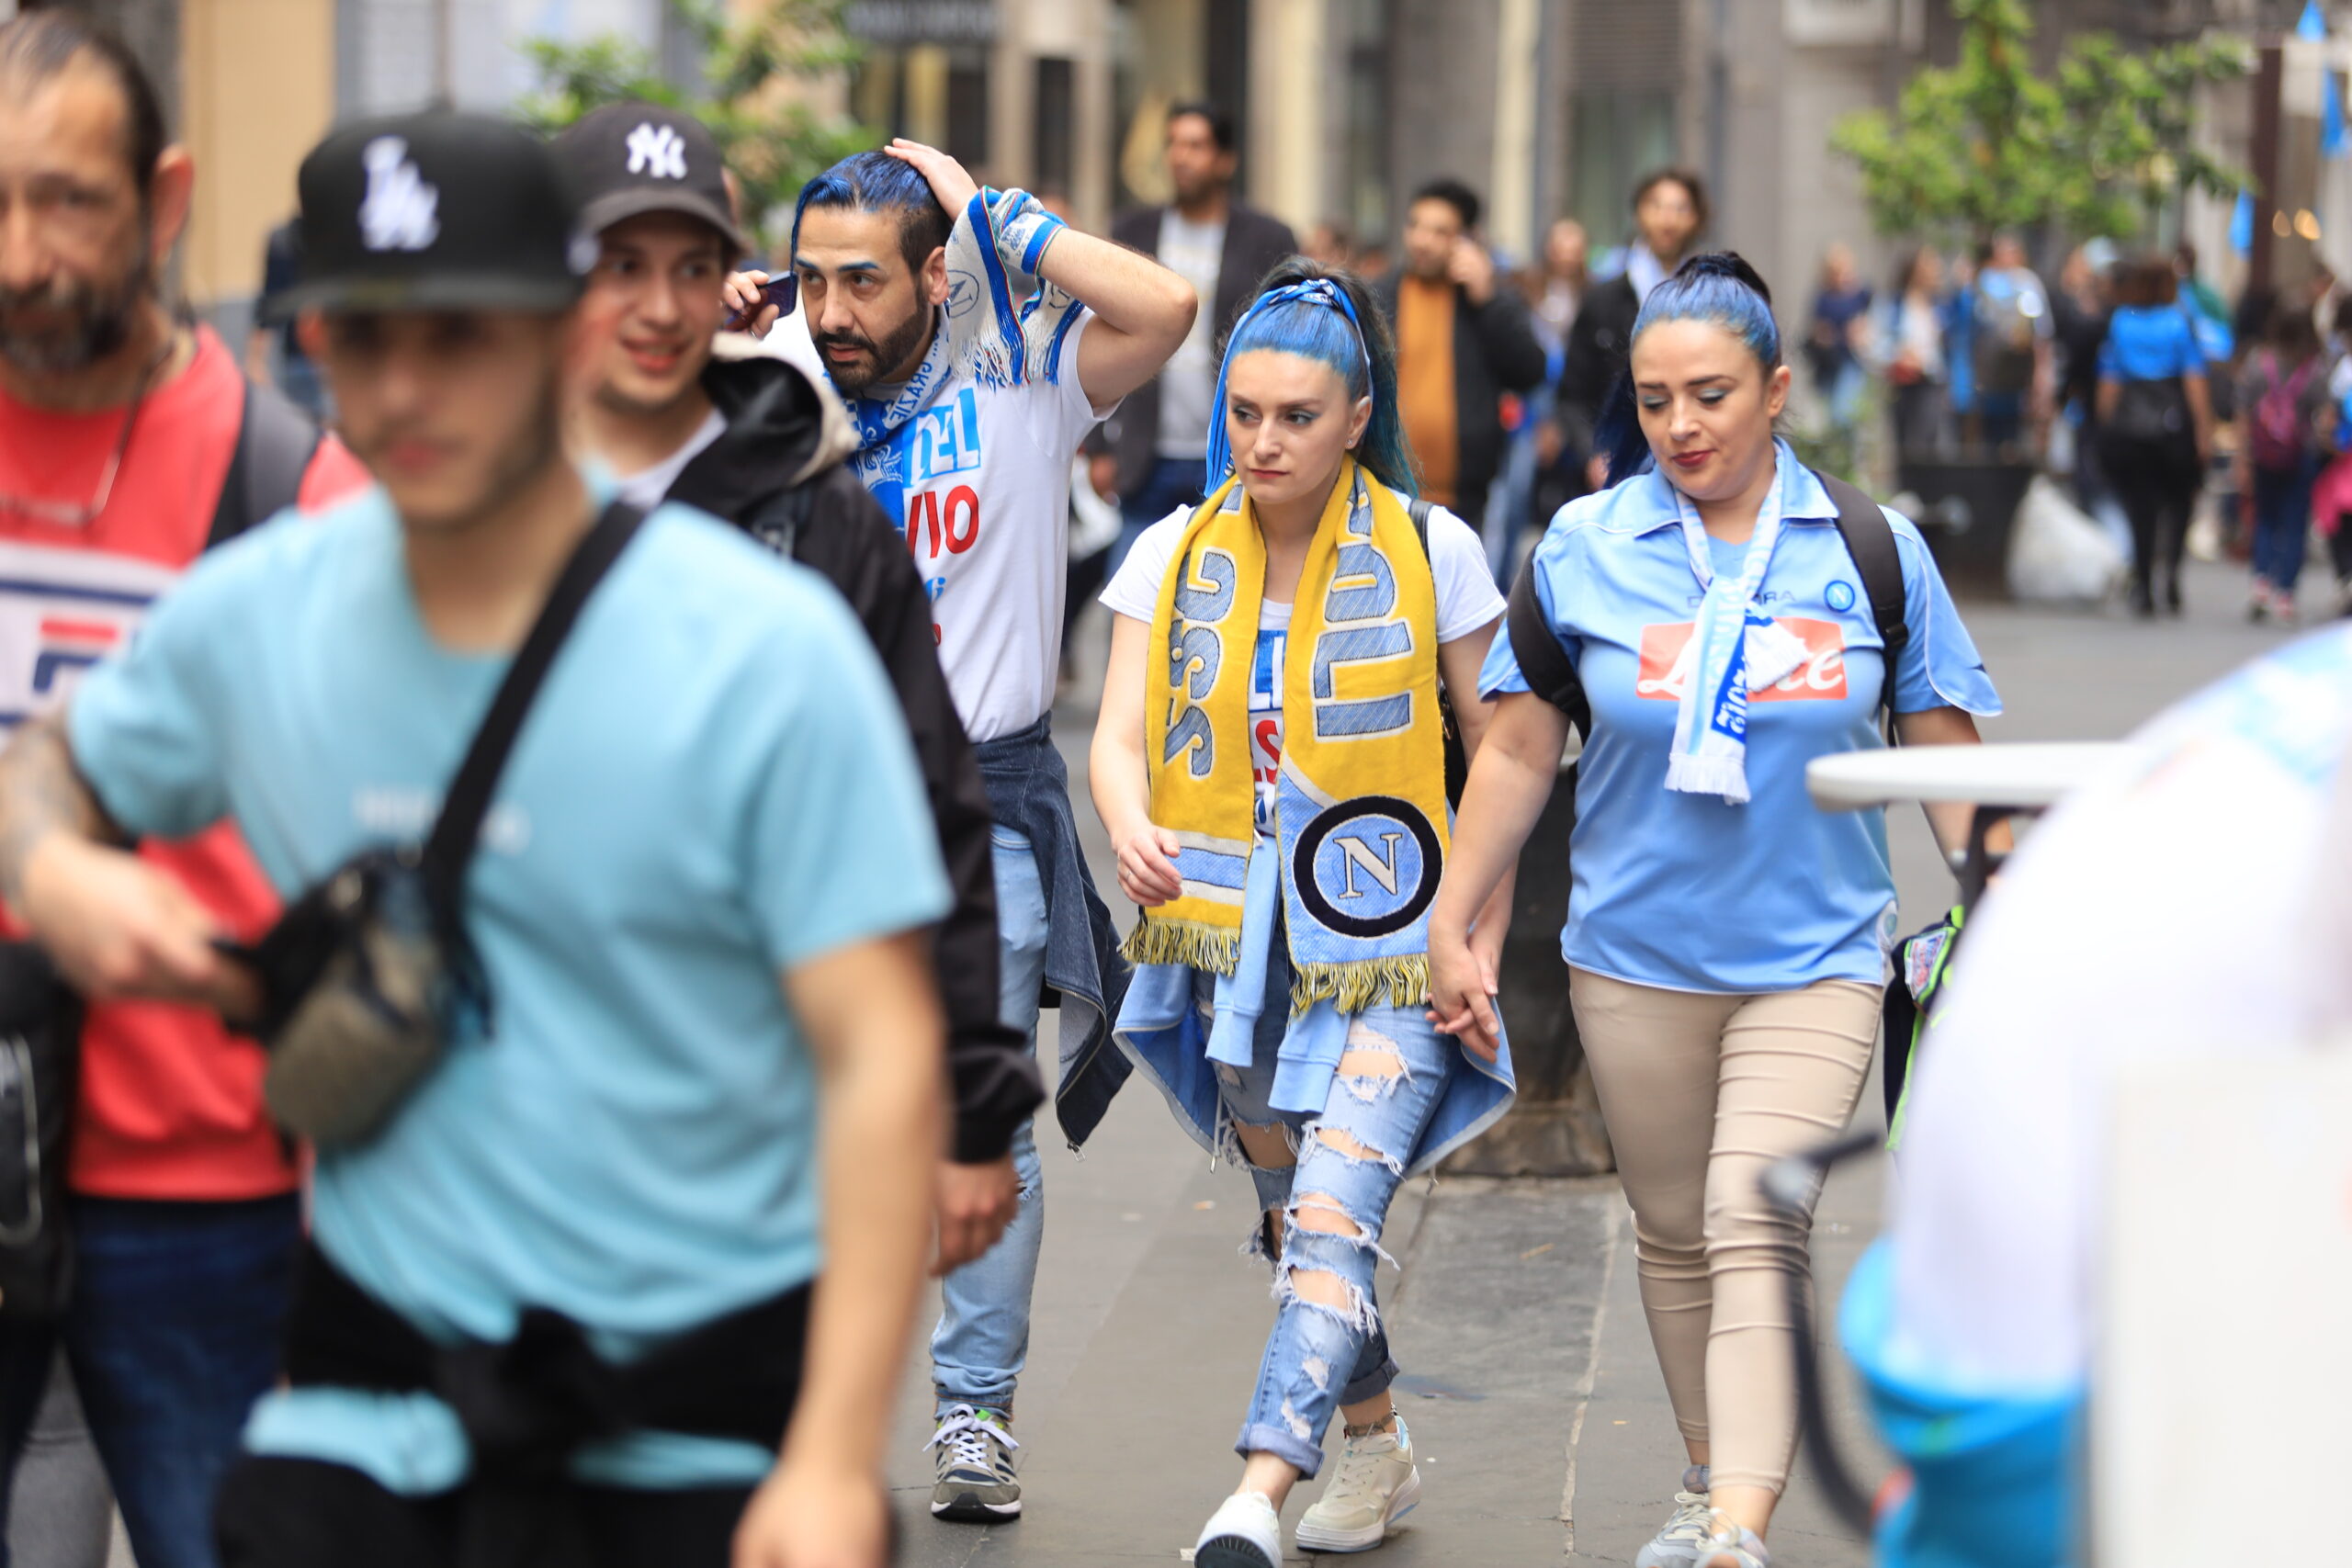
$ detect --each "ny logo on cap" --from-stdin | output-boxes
[626,122,687,180]
[359,137,439,252]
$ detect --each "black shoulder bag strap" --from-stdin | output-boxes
[1811,469,1909,720]
[418,502,646,921]
[208,380,325,549]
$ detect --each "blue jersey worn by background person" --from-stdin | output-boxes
[1482,452,2001,994]
[2097,303,2205,384]
[65,486,952,1493]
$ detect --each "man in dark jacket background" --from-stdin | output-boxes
[1376,178,1547,533]
[555,105,1041,1269]
[1556,167,1707,490]
[1099,102,1295,569]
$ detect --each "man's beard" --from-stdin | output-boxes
[813,288,933,396]
[0,238,152,378]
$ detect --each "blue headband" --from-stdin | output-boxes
[1204,279,1378,489]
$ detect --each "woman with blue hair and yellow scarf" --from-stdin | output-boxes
[1091,257,1518,1568]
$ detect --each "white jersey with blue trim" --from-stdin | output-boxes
[843,309,1111,744]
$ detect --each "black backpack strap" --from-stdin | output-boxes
[1408,495,1432,555]
[1411,492,1578,721]
[1504,559,1589,738]
[208,379,324,549]
[1813,470,1909,710]
[420,502,646,919]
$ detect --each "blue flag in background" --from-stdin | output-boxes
[2232,188,2256,254]
[2299,6,2351,161]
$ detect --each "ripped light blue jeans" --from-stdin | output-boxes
[1204,961,1457,1478]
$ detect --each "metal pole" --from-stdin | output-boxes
[2254,39,2283,291]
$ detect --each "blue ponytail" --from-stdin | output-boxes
[1206,260,1420,497]
[1597,251,1782,487]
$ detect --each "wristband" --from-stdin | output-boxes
[982,186,1067,278]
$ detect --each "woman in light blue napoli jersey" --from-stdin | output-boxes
[1091,261,1514,1568]
[1427,254,1999,1568]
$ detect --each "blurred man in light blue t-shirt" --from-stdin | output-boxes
[0,111,949,1568]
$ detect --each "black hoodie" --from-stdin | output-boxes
[665,351,1043,1163]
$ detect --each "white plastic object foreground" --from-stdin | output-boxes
[1804,741,2149,814]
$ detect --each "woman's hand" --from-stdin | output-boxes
[1114,821,1184,908]
[1427,921,1501,1062]
[1467,915,1507,1009]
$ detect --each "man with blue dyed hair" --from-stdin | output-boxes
[729,139,1195,1528]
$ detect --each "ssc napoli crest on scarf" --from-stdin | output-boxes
[1291,795,1442,940]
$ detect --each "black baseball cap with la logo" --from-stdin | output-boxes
[555,103,747,262]
[266,111,591,319]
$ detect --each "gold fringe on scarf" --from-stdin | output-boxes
[1120,916,1241,976]
[1290,955,1432,1018]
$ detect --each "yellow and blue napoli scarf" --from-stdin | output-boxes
[1130,458,1448,1014]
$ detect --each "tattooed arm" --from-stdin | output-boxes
[0,716,119,901]
[0,714,249,1010]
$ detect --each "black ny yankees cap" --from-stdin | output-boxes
[555,103,747,261]
[266,111,589,319]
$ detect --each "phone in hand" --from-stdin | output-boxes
[728,273,797,333]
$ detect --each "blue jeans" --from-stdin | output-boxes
[1975,390,2026,450]
[1212,988,1455,1478]
[0,1196,300,1568]
[1106,457,1204,581]
[931,829,1050,1416]
[2252,460,2317,594]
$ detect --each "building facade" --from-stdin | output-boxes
[11,0,2336,351]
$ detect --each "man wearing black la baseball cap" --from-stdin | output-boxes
[557,103,1044,1302]
[0,109,948,1568]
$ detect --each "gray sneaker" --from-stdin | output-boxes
[927,1404,1022,1523]
[1634,1467,1714,1568]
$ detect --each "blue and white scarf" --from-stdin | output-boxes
[1664,443,1812,804]
[838,186,1080,528]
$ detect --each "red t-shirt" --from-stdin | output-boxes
[0,326,369,1199]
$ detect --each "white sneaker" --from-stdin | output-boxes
[1695,1509,1770,1568]
[1634,1487,1715,1568]
[1295,1416,1422,1552]
[1194,1490,1283,1568]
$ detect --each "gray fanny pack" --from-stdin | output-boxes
[228,502,645,1148]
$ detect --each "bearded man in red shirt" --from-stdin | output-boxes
[0,15,365,1567]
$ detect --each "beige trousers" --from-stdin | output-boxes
[1569,967,1881,1495]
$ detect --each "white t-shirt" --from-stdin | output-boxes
[1156,211,1227,459]
[610,408,729,512]
[1886,626,2352,1392]
[847,311,1111,743]
[1102,500,1504,835]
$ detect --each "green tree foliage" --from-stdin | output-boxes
[1831,0,2251,243]
[517,0,875,256]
